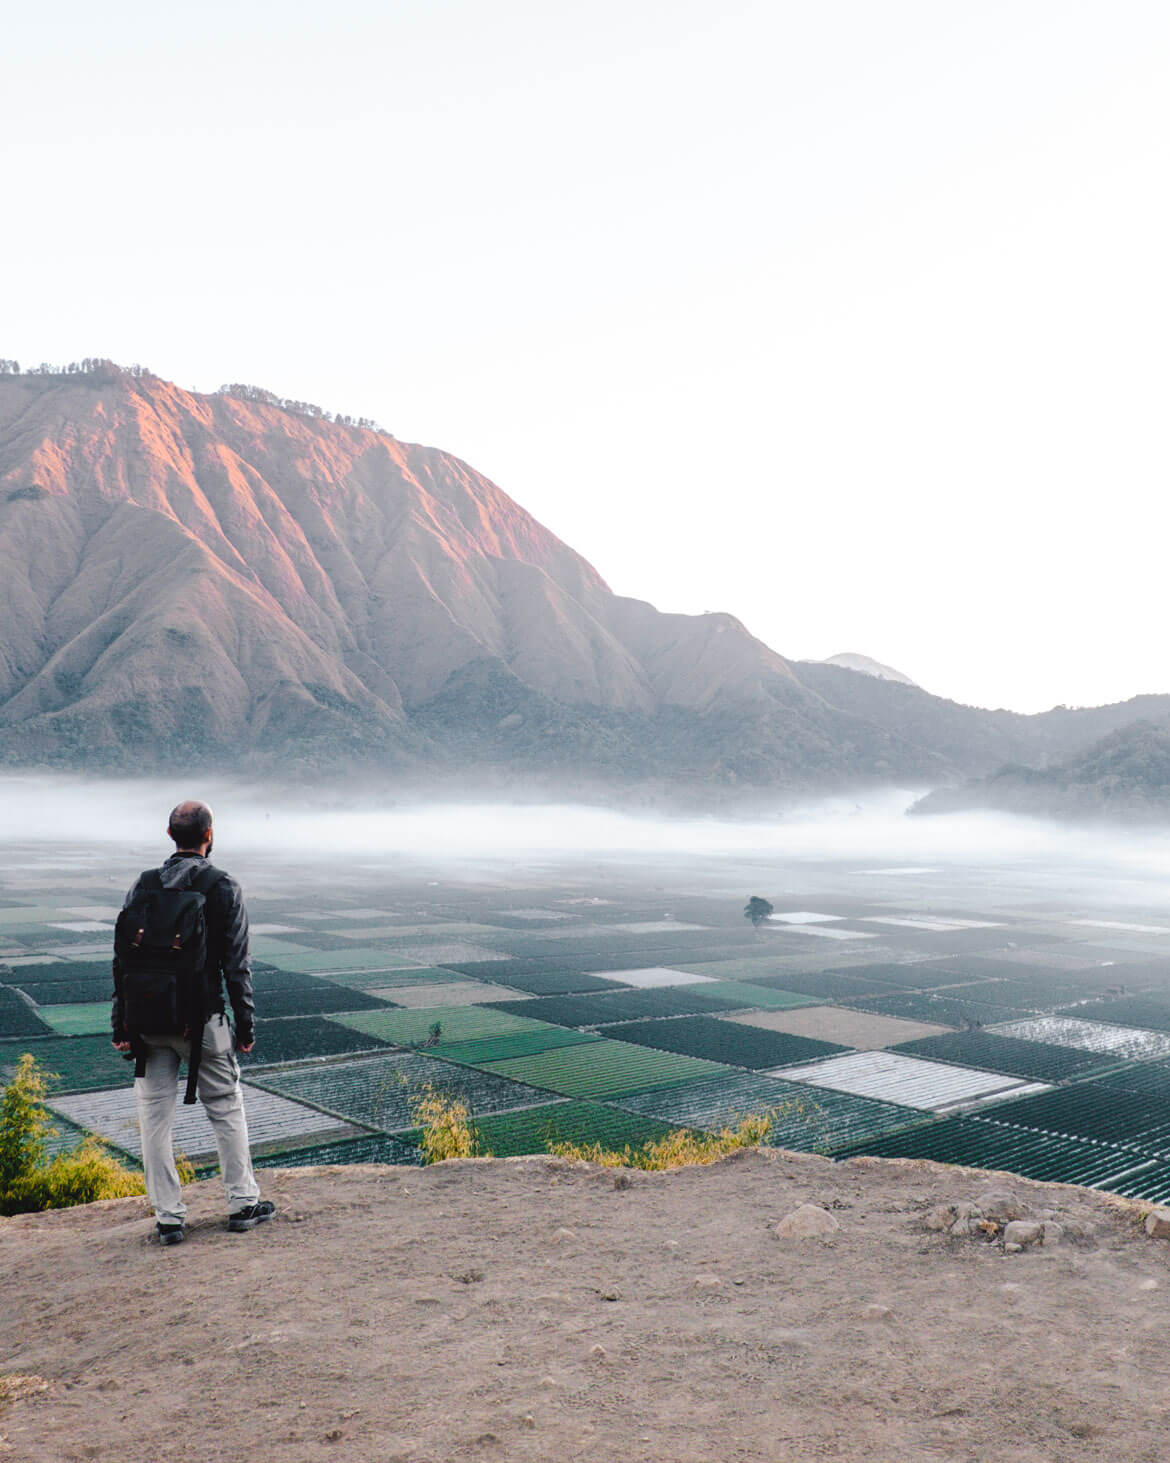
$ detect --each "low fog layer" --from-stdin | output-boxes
[3,775,1170,897]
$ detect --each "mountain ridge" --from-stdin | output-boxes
[1,361,1166,799]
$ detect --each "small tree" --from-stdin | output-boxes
[0,1054,146,1215]
[0,1054,52,1195]
[744,896,774,929]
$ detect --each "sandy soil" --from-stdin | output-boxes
[2,1150,1169,1462]
[367,980,529,1008]
[724,1004,953,1047]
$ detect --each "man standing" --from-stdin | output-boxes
[112,800,274,1245]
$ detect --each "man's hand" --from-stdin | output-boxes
[237,1041,254,1054]
[113,1040,131,1052]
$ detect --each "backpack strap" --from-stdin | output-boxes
[140,869,165,891]
[181,865,228,1105]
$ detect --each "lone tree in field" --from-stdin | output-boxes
[744,896,774,929]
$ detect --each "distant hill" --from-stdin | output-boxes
[911,718,1170,821]
[792,662,1170,785]
[818,652,918,686]
[1,360,1166,801]
[0,364,944,790]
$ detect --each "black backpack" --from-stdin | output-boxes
[115,864,227,1039]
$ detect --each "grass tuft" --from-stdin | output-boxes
[553,1112,775,1170]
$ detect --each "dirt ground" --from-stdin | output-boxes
[724,1004,953,1048]
[2,1149,1169,1463]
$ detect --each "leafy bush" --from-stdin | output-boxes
[0,1054,147,1214]
[553,1112,773,1170]
[410,1085,478,1163]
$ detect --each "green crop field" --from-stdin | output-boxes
[0,1034,133,1092]
[706,966,899,1000]
[673,956,811,982]
[595,1015,847,1069]
[6,976,113,1005]
[7,821,1170,1196]
[253,1133,422,1170]
[320,966,463,990]
[989,1084,1170,1149]
[333,1005,551,1047]
[0,906,77,927]
[460,1100,681,1157]
[839,1114,1155,1191]
[255,942,448,974]
[699,981,820,1011]
[435,1027,599,1066]
[936,981,1041,1012]
[480,1039,730,1100]
[1055,996,1170,1032]
[485,986,746,1028]
[250,972,395,1017]
[240,1017,392,1067]
[1103,1159,1170,1204]
[249,1049,552,1131]
[1089,1060,1170,1097]
[39,1002,110,1036]
[615,1071,923,1153]
[0,987,51,1038]
[844,991,1023,1027]
[889,1030,1112,1083]
[446,962,625,996]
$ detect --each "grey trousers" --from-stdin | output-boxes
[134,1012,261,1225]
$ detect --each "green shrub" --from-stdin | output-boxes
[410,1084,479,1163]
[553,1112,774,1170]
[0,1053,146,1215]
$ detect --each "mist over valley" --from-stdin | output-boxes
[1,362,1168,822]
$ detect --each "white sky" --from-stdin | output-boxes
[3,1,1167,713]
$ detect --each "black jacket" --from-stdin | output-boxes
[111,853,254,1045]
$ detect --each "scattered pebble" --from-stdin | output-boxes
[694,1274,722,1291]
[521,1414,536,1429]
[551,1228,577,1244]
[590,1344,607,1360]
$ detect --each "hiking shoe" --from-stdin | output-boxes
[228,1200,275,1233]
[156,1222,185,1247]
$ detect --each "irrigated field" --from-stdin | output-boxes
[4,826,1170,1202]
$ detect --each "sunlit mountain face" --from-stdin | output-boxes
[1,363,1166,800]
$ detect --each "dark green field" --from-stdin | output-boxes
[4,807,1170,1202]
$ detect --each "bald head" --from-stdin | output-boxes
[168,800,214,853]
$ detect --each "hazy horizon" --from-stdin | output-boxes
[4,775,1170,914]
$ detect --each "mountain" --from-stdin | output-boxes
[1,361,1166,800]
[0,363,947,790]
[818,652,918,686]
[911,718,1170,821]
[790,661,1170,782]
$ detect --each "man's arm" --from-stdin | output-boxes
[111,876,139,1050]
[216,875,255,1050]
[111,956,130,1050]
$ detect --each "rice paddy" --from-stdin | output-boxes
[4,827,1170,1205]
